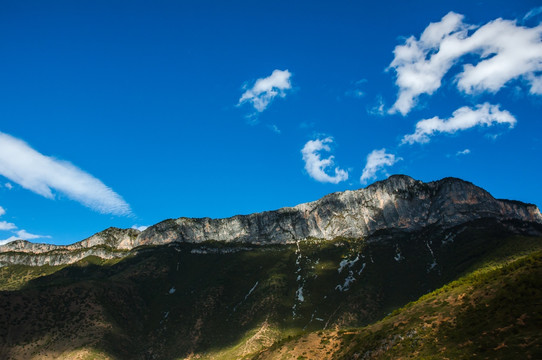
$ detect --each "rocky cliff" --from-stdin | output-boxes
[1,175,541,266]
[135,175,541,246]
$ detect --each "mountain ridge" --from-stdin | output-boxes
[1,175,540,266]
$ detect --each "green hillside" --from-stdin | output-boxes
[254,236,542,360]
[0,219,540,359]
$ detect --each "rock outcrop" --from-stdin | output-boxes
[1,175,541,266]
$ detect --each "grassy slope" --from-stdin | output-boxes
[253,236,542,360]
[0,221,540,359]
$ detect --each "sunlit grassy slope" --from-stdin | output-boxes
[0,219,540,359]
[254,236,542,360]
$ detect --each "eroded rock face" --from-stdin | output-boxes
[0,247,128,267]
[0,228,140,254]
[1,175,541,266]
[135,175,541,246]
[66,228,141,250]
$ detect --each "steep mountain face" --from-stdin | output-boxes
[0,175,540,267]
[136,175,540,247]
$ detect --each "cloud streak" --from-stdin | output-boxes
[401,103,516,145]
[301,138,348,184]
[0,132,131,215]
[0,214,51,245]
[360,149,400,184]
[238,69,292,113]
[15,229,50,240]
[0,230,51,245]
[0,206,17,233]
[523,7,542,22]
[0,221,16,231]
[389,11,542,115]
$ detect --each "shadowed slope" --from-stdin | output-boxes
[0,219,540,359]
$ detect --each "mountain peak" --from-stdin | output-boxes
[367,174,418,188]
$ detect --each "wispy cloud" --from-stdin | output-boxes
[456,149,471,156]
[345,79,367,98]
[345,89,364,98]
[360,149,400,184]
[3,183,12,190]
[268,124,281,134]
[485,133,501,141]
[238,69,292,113]
[0,238,15,246]
[0,206,17,232]
[0,221,16,231]
[15,229,49,240]
[389,11,542,115]
[301,138,348,184]
[401,103,516,145]
[0,132,131,216]
[523,6,542,22]
[0,229,51,245]
[367,95,386,116]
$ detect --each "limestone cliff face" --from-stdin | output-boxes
[1,175,540,266]
[66,228,140,250]
[0,228,140,255]
[0,247,128,267]
[134,175,541,246]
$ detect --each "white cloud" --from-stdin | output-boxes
[238,69,292,112]
[360,149,400,184]
[389,12,542,114]
[368,95,386,116]
[485,133,501,141]
[0,238,15,245]
[0,132,131,215]
[301,138,348,184]
[401,103,516,145]
[0,206,18,240]
[344,79,367,99]
[0,229,51,245]
[0,221,16,231]
[456,149,471,156]
[457,20,542,95]
[523,6,542,22]
[268,124,281,134]
[4,182,12,190]
[345,89,364,98]
[15,229,49,240]
[131,225,149,232]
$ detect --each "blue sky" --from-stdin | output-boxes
[0,0,541,245]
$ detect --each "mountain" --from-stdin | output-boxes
[0,175,541,359]
[1,175,540,267]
